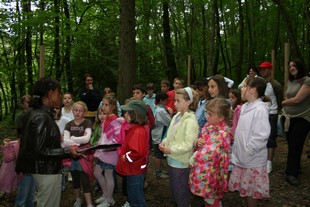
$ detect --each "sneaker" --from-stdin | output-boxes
[68,172,73,182]
[95,196,107,204]
[285,175,300,186]
[73,198,82,207]
[267,160,273,174]
[156,172,169,179]
[96,199,115,207]
[122,201,130,207]
[161,170,169,175]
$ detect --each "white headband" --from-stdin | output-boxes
[184,87,193,103]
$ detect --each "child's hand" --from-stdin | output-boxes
[122,155,126,161]
[159,143,171,154]
[196,138,206,148]
[159,142,165,151]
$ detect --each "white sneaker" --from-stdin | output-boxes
[68,172,73,181]
[267,160,273,174]
[96,199,115,207]
[95,196,107,204]
[73,198,82,207]
[122,201,130,207]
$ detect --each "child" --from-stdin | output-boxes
[207,75,229,99]
[166,78,184,115]
[63,101,94,207]
[132,83,155,129]
[151,92,171,179]
[159,87,199,207]
[195,78,210,129]
[116,100,149,207]
[0,139,19,194]
[100,87,122,117]
[189,98,232,207]
[143,82,156,116]
[229,77,271,207]
[94,96,122,207]
[228,89,242,136]
[54,105,71,137]
[160,79,170,93]
[54,104,71,192]
[228,89,242,172]
[90,108,106,146]
[62,92,74,121]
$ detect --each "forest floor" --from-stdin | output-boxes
[0,127,309,207]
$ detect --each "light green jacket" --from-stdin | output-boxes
[162,111,199,167]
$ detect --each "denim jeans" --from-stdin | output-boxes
[15,174,35,207]
[126,174,146,207]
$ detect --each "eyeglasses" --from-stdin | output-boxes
[73,109,85,113]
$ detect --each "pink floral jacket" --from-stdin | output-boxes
[189,121,232,199]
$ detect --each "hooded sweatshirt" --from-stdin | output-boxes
[232,98,270,168]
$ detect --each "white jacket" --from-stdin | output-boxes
[232,98,270,168]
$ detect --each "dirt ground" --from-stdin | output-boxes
[0,137,309,207]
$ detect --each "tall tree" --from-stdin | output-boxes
[272,0,303,61]
[117,0,136,103]
[22,0,33,91]
[163,0,177,82]
[236,0,244,82]
[63,0,73,93]
[54,0,61,80]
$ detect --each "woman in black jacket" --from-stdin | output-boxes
[16,77,79,207]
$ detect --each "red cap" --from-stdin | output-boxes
[258,62,272,71]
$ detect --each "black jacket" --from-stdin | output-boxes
[16,105,69,174]
[79,86,102,111]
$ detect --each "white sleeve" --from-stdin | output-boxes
[224,77,234,88]
[69,128,92,145]
[62,130,79,147]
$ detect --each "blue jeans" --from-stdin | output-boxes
[127,174,146,207]
[15,174,35,207]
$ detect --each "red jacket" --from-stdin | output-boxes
[166,90,176,113]
[116,124,149,176]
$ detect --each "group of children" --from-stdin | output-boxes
[0,74,272,207]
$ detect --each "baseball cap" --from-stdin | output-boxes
[121,100,147,116]
[258,62,272,71]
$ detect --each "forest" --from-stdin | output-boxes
[0,0,309,121]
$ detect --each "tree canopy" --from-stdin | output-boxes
[0,0,309,120]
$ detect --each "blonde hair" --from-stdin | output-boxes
[206,97,231,124]
[175,87,199,111]
[72,101,88,112]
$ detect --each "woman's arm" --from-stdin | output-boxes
[282,84,310,106]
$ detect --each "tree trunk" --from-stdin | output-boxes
[163,0,177,83]
[209,0,217,75]
[22,0,33,91]
[245,0,255,68]
[117,0,136,104]
[63,0,73,93]
[201,5,207,77]
[236,0,244,83]
[272,0,303,61]
[54,0,61,81]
